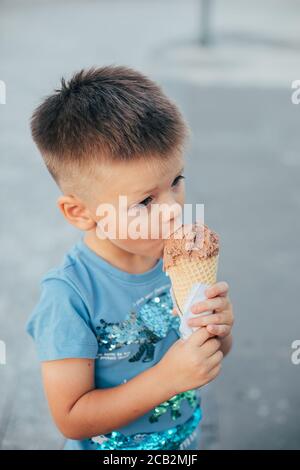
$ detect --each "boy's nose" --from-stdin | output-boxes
[160,203,183,239]
[160,198,182,223]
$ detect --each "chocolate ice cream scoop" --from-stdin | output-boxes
[163,222,219,272]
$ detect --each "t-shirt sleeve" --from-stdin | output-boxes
[26,278,98,361]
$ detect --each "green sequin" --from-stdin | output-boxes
[149,390,198,422]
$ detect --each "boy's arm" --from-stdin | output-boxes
[41,358,174,441]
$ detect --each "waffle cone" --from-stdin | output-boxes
[167,254,219,314]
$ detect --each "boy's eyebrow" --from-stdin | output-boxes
[132,166,185,197]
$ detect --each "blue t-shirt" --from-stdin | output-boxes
[26,236,202,450]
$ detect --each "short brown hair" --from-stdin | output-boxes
[30,65,190,189]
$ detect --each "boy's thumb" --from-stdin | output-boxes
[187,326,211,347]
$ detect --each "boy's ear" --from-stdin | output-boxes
[57,195,96,231]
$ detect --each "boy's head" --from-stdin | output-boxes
[31,65,190,258]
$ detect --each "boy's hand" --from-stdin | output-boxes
[157,327,223,395]
[172,281,234,339]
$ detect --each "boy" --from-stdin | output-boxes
[26,65,234,450]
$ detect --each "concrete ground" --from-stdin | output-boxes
[0,0,300,449]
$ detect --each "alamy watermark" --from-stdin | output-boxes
[291,340,300,365]
[0,80,6,104]
[0,340,6,365]
[95,198,206,250]
[291,80,300,104]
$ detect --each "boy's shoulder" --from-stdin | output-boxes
[39,239,94,308]
[42,237,95,281]
[26,241,99,361]
[41,247,78,285]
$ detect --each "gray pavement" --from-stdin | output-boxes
[0,0,300,449]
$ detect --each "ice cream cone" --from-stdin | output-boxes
[163,222,220,317]
[166,254,219,315]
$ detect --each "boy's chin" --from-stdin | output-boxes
[124,239,165,259]
[145,239,165,259]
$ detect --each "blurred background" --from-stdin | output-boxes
[0,0,300,450]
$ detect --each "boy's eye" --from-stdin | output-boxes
[172,174,185,187]
[136,174,185,207]
[138,196,153,207]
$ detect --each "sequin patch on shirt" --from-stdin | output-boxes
[90,405,202,450]
[96,290,180,363]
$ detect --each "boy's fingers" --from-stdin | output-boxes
[206,350,224,370]
[188,311,233,327]
[201,337,222,356]
[187,325,213,347]
[207,363,222,380]
[207,324,231,337]
[205,281,229,298]
[191,296,228,314]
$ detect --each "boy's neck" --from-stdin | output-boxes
[83,230,159,274]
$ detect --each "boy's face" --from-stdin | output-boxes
[85,152,186,259]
